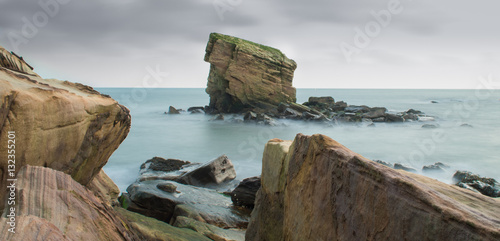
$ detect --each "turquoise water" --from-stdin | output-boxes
[98,88,500,191]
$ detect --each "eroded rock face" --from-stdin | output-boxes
[0,47,131,210]
[246,134,500,241]
[0,166,141,241]
[204,33,297,113]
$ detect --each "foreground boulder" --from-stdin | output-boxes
[0,46,131,211]
[0,166,141,241]
[246,134,500,241]
[205,33,297,113]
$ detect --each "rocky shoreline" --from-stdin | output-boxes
[1,34,499,241]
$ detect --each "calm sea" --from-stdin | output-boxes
[97,88,500,191]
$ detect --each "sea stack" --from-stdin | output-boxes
[204,33,297,113]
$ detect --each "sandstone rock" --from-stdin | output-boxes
[231,176,261,209]
[0,48,131,211]
[168,106,180,114]
[115,207,212,241]
[174,216,245,241]
[205,33,297,113]
[88,169,121,206]
[0,46,37,76]
[177,155,236,187]
[0,166,141,241]
[247,134,500,241]
[126,180,248,228]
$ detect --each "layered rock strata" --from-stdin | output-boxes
[246,134,500,241]
[0,47,131,210]
[205,33,297,113]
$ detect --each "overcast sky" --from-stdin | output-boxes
[1,0,499,89]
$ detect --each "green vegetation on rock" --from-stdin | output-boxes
[210,32,285,59]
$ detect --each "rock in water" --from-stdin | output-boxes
[0,166,141,241]
[168,106,181,114]
[177,155,237,186]
[246,134,500,241]
[204,33,297,113]
[0,45,131,211]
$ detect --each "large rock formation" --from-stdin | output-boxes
[246,134,500,241]
[204,33,297,113]
[0,166,142,241]
[0,46,131,211]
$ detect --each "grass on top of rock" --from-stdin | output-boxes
[210,32,285,59]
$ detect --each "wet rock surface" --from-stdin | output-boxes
[124,180,248,228]
[453,171,500,197]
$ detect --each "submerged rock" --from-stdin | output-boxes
[246,134,500,241]
[205,33,297,113]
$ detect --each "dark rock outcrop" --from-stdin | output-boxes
[246,134,500,241]
[205,33,297,113]
[230,176,261,209]
[124,180,248,228]
[453,171,500,198]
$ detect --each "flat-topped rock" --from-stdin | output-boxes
[205,33,297,113]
